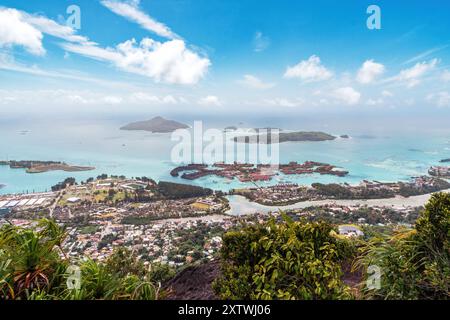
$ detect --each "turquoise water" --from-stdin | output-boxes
[1,117,449,195]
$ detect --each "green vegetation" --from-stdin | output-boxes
[355,193,450,299]
[311,183,354,198]
[158,181,213,199]
[120,116,189,133]
[51,177,76,192]
[0,219,167,300]
[214,193,450,300]
[213,215,355,300]
[235,131,336,144]
[1,192,448,300]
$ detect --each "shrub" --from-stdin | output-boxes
[213,215,353,300]
[355,192,450,299]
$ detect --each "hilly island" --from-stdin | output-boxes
[120,116,189,133]
[234,131,337,144]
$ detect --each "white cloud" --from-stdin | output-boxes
[284,55,333,82]
[0,89,192,107]
[0,89,127,106]
[441,70,450,82]
[264,98,303,108]
[333,87,361,105]
[63,38,210,85]
[198,95,221,106]
[393,58,439,87]
[403,46,448,65]
[237,74,275,89]
[101,0,178,39]
[102,96,123,104]
[24,14,90,44]
[0,7,92,57]
[356,60,385,84]
[0,6,209,85]
[0,8,45,55]
[382,90,393,97]
[253,31,270,52]
[0,52,135,89]
[427,91,450,107]
[366,98,384,106]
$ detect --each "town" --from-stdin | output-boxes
[1,167,449,269]
[231,175,450,205]
[170,161,349,183]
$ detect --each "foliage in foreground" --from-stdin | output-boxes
[0,220,170,300]
[213,216,356,300]
[355,192,450,300]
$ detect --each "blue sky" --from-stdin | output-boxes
[0,0,450,117]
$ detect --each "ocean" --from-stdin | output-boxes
[1,114,449,195]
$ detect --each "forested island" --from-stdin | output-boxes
[234,131,337,144]
[0,160,95,174]
[120,116,189,133]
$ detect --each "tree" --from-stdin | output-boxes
[355,192,450,299]
[0,220,162,300]
[213,215,353,300]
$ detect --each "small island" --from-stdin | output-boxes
[429,166,450,178]
[170,161,348,182]
[0,160,95,174]
[120,116,189,133]
[234,131,337,144]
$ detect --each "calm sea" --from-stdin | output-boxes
[1,114,449,195]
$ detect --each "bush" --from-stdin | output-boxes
[0,220,164,300]
[355,192,450,299]
[213,215,353,300]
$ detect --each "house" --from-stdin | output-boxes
[67,197,81,203]
[338,225,364,238]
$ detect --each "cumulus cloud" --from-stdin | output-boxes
[237,74,275,89]
[333,87,361,105]
[0,8,45,55]
[427,91,450,107]
[63,38,211,85]
[102,95,123,105]
[0,89,193,107]
[1,6,209,85]
[130,93,185,105]
[356,60,385,84]
[284,55,333,82]
[198,95,222,106]
[393,59,439,87]
[264,98,303,108]
[0,7,92,57]
[101,0,178,39]
[366,98,384,106]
